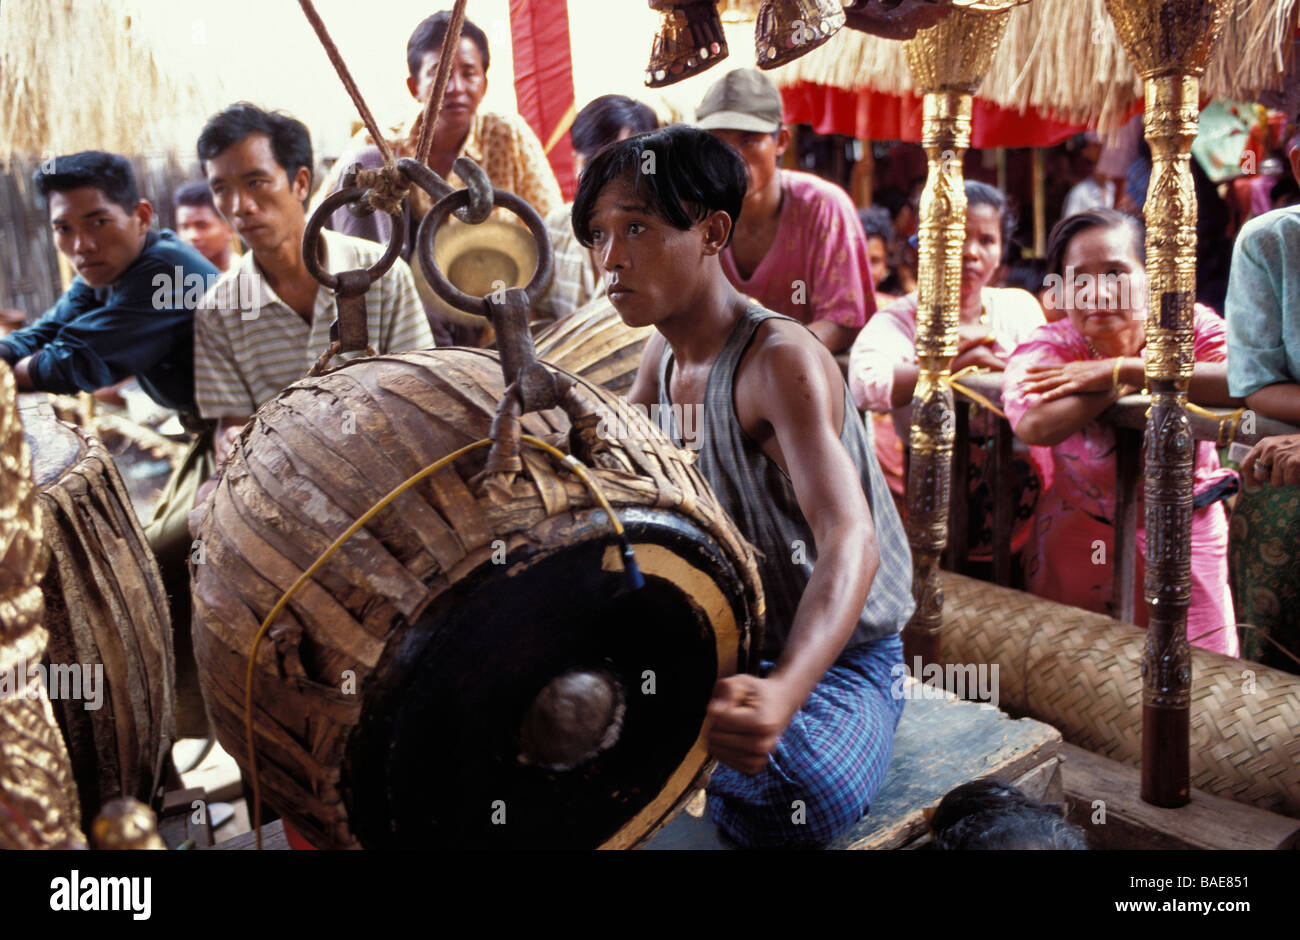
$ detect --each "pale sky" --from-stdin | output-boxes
[123,0,760,159]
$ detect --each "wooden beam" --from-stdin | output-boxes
[1061,743,1300,850]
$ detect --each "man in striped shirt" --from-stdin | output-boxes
[193,103,432,471]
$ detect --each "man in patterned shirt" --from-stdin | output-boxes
[698,69,876,354]
[315,10,562,346]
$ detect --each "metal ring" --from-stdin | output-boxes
[302,187,405,291]
[416,187,555,317]
[450,157,494,225]
[397,159,453,209]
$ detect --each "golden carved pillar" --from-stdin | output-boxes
[0,365,85,848]
[901,3,1021,666]
[1104,0,1231,808]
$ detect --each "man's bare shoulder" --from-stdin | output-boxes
[743,316,839,381]
[737,316,843,425]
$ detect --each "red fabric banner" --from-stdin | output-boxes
[780,81,1102,149]
[509,0,578,200]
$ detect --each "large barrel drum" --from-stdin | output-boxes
[190,348,763,849]
[533,296,654,396]
[19,395,175,830]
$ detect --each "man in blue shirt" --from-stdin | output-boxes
[0,151,215,414]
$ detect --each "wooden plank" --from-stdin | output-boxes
[1010,755,1063,804]
[207,818,290,851]
[1111,426,1141,622]
[832,679,1061,850]
[159,787,212,849]
[1105,394,1298,444]
[645,680,1062,851]
[1060,742,1300,850]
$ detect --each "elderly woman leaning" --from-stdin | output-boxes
[1003,209,1240,656]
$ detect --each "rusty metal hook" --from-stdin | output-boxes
[302,187,405,351]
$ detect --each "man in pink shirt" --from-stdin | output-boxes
[697,69,875,353]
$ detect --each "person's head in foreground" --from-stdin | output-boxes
[33,151,153,289]
[572,124,747,329]
[930,779,1088,850]
[696,68,788,204]
[173,180,235,271]
[1043,208,1147,358]
[571,95,660,177]
[197,102,314,258]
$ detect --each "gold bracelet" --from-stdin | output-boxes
[1112,357,1124,393]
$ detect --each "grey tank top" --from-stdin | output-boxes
[658,305,914,659]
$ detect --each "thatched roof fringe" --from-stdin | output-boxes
[770,0,1298,135]
[0,0,208,163]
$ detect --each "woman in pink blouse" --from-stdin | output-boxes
[849,181,1049,560]
[1003,209,1241,655]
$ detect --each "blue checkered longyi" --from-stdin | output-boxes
[706,631,905,849]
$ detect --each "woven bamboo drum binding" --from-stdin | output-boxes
[191,348,764,849]
[939,570,1300,817]
[533,296,654,397]
[23,405,175,830]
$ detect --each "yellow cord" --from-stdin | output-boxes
[1185,403,1248,447]
[242,434,624,848]
[946,365,1008,420]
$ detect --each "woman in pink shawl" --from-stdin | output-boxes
[1003,209,1240,655]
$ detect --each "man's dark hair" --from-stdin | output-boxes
[572,125,747,250]
[196,102,314,191]
[173,180,218,213]
[1045,207,1145,280]
[407,11,490,78]
[571,95,659,163]
[930,779,1087,851]
[32,151,139,213]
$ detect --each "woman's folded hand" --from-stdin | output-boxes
[1018,359,1114,402]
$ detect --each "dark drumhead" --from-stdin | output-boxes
[344,508,751,850]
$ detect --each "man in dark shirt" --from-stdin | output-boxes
[0,151,216,414]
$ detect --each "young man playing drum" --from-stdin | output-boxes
[574,125,913,848]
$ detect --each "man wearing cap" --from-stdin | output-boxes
[698,68,875,354]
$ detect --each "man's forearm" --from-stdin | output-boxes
[1116,358,1240,407]
[1245,383,1300,426]
[12,357,37,391]
[891,362,920,409]
[767,522,877,711]
[1015,389,1118,447]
